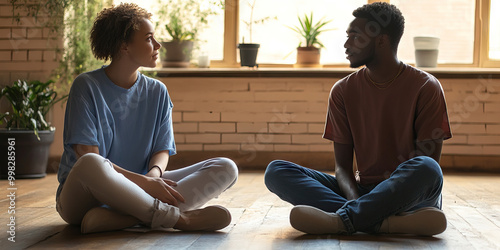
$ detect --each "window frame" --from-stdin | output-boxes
[210,0,499,68]
[478,0,500,67]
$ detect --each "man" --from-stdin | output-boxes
[264,2,451,236]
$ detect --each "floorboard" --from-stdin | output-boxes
[0,172,499,249]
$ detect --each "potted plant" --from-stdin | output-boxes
[290,12,332,68]
[238,0,276,67]
[0,79,66,178]
[156,0,224,68]
[414,36,440,67]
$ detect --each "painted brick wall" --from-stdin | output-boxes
[0,1,61,86]
[165,77,334,154]
[0,1,64,168]
[441,78,500,155]
[161,76,500,170]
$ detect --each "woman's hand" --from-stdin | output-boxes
[72,145,184,205]
[139,176,185,206]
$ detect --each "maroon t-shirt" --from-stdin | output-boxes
[323,64,452,185]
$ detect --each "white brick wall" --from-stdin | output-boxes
[163,76,500,158]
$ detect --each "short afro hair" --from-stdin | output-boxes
[352,2,405,50]
[91,3,152,61]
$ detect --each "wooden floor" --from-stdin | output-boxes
[1,171,499,249]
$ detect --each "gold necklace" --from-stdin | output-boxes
[366,62,404,89]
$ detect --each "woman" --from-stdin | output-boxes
[56,3,238,234]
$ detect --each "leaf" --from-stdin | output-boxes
[31,118,40,141]
[291,12,333,48]
[0,79,65,135]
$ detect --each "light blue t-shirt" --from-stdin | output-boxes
[57,67,176,197]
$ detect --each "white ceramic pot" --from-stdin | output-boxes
[414,36,440,67]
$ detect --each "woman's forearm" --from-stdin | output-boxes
[146,150,170,178]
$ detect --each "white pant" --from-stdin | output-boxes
[56,153,238,228]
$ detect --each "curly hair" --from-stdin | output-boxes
[90,3,152,61]
[352,2,405,51]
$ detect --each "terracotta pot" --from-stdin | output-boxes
[295,47,321,68]
[160,40,194,68]
[0,129,55,179]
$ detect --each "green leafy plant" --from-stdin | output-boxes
[290,12,332,48]
[156,0,224,42]
[0,80,67,139]
[53,0,104,90]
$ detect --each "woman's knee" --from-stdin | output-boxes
[70,153,111,177]
[206,157,239,188]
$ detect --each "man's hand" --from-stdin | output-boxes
[334,142,360,201]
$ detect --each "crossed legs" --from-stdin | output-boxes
[265,156,446,235]
[57,153,238,233]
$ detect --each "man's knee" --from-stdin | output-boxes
[264,160,291,190]
[411,156,443,183]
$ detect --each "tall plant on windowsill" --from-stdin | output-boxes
[156,0,224,68]
[289,12,332,68]
[238,0,277,67]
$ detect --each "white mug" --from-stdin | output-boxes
[198,55,210,68]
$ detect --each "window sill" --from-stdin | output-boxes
[148,67,500,79]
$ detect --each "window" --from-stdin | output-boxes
[391,0,476,64]
[116,0,498,67]
[490,0,500,60]
[115,0,224,61]
[238,0,366,64]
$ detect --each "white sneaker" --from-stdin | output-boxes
[379,207,447,236]
[289,205,347,234]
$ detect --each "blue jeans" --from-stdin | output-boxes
[264,156,443,234]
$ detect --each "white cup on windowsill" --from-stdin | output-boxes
[198,55,210,68]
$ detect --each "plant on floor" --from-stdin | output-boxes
[0,79,67,178]
[0,79,67,139]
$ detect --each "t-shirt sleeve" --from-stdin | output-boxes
[64,76,100,147]
[414,76,452,142]
[323,81,354,144]
[152,86,176,156]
